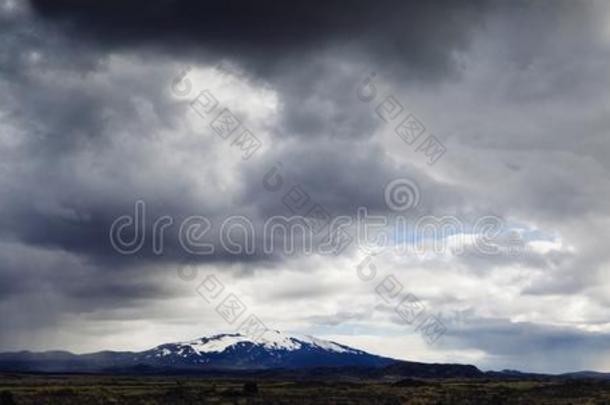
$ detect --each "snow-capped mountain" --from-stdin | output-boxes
[0,331,395,372]
[152,331,360,356]
[136,330,394,369]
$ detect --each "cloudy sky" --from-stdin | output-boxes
[1,0,610,374]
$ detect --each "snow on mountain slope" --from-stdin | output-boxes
[128,330,394,370]
[168,330,360,355]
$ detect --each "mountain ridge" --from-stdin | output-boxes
[2,331,608,380]
[0,330,395,373]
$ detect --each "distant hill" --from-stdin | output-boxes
[559,371,610,380]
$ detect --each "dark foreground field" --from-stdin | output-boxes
[2,374,610,404]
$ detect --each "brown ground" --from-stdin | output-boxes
[2,373,610,404]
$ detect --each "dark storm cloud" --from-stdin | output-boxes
[30,0,487,79]
[28,0,490,143]
[445,317,610,373]
[0,241,177,307]
[0,0,471,270]
[240,137,465,220]
[12,0,607,267]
